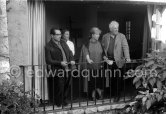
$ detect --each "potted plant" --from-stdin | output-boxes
[125,52,166,114]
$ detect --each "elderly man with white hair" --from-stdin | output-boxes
[102,20,131,102]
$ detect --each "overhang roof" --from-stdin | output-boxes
[44,0,166,5]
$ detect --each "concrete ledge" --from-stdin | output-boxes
[97,105,111,112]
[68,109,84,114]
[111,103,126,109]
[85,107,97,114]
[55,111,68,114]
[45,101,135,114]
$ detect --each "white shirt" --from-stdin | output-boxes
[66,40,75,56]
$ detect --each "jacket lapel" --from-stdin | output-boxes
[105,34,110,53]
[50,39,60,50]
[114,35,118,50]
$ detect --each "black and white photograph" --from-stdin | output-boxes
[0,0,166,114]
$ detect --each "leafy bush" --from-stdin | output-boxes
[125,52,166,113]
[0,76,39,114]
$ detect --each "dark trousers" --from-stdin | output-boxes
[47,69,71,105]
[88,69,103,99]
[105,61,123,98]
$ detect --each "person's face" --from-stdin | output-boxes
[52,30,61,41]
[92,31,100,41]
[109,24,119,35]
[63,31,70,40]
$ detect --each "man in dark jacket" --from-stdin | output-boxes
[45,28,75,107]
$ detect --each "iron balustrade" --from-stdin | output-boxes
[19,59,144,112]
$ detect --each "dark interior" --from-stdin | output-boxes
[45,1,147,60]
[45,1,147,100]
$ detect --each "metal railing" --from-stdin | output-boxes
[19,59,144,112]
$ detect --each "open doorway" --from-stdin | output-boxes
[45,1,147,101]
[45,1,146,60]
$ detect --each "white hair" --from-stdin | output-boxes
[109,21,119,29]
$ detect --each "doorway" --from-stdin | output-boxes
[45,1,146,101]
[45,1,146,59]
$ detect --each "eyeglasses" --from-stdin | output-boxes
[55,34,61,36]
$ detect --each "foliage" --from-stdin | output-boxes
[125,52,166,113]
[0,76,39,114]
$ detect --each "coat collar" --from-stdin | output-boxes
[108,32,118,39]
[49,38,59,49]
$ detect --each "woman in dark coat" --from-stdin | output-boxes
[79,27,105,100]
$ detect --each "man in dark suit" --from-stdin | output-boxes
[45,28,75,107]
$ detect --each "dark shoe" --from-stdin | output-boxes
[97,89,103,100]
[92,89,100,100]
[56,103,62,107]
[113,97,120,102]
[92,90,95,101]
[62,101,68,106]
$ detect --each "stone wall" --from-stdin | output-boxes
[0,0,10,75]
[7,0,29,66]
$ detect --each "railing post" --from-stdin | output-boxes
[62,71,64,109]
[31,65,36,112]
[123,62,126,102]
[21,66,26,97]
[52,67,55,110]
[116,67,119,102]
[130,61,134,100]
[70,70,73,109]
[79,65,81,107]
[102,63,104,104]
[43,65,46,112]
[109,63,112,103]
[94,70,97,105]
[87,72,89,106]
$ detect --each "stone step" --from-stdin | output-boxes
[37,98,135,114]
